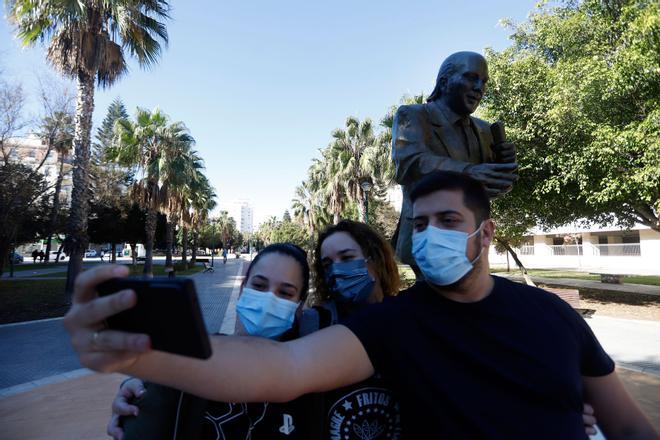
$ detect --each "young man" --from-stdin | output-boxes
[65,172,657,439]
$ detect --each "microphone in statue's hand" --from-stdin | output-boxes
[490,121,517,164]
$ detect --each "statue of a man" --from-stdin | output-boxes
[392,51,518,265]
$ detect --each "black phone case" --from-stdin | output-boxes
[97,277,212,359]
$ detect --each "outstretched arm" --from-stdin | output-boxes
[126,325,373,402]
[64,265,374,403]
[583,372,659,439]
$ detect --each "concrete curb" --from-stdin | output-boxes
[0,368,92,398]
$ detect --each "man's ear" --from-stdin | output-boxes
[481,219,495,248]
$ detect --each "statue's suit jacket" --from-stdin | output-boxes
[392,100,495,265]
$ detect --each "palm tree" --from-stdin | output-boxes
[40,111,74,262]
[160,142,204,270]
[109,108,192,276]
[189,174,216,266]
[327,116,379,223]
[9,0,171,295]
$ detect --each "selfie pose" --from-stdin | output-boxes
[108,243,315,439]
[108,224,404,439]
[64,172,656,439]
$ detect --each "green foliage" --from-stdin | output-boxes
[484,0,659,233]
[256,216,311,251]
[0,164,50,274]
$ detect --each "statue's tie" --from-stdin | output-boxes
[460,118,481,163]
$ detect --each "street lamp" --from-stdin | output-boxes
[360,178,373,223]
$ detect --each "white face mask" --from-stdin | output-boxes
[412,222,484,286]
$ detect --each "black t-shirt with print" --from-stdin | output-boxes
[301,302,403,440]
[201,397,314,440]
[341,276,614,439]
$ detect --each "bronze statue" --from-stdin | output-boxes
[392,51,518,265]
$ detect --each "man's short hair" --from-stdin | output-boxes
[409,171,491,224]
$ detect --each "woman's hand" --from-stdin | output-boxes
[62,265,151,373]
[106,377,147,440]
[583,403,597,436]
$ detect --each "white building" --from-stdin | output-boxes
[228,199,254,234]
[489,223,660,275]
[5,134,73,205]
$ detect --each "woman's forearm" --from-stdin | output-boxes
[123,335,300,402]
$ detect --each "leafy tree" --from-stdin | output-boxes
[0,164,49,275]
[483,0,659,235]
[9,0,172,295]
[40,110,74,261]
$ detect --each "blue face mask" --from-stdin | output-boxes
[325,259,375,304]
[236,288,299,339]
[412,223,484,286]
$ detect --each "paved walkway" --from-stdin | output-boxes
[497,273,660,296]
[587,315,660,376]
[0,258,245,393]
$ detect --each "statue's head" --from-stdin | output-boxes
[427,51,488,116]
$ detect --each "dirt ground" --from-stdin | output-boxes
[540,285,660,322]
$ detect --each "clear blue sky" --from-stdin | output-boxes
[1,0,537,225]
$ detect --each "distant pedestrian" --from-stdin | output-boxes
[38,250,45,262]
[32,249,38,263]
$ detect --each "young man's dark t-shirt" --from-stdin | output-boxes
[341,275,614,439]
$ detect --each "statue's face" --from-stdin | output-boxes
[441,55,489,116]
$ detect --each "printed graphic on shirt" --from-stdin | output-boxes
[327,387,401,440]
[203,402,268,440]
[279,413,295,435]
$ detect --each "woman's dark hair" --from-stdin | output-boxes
[313,220,400,302]
[243,243,310,301]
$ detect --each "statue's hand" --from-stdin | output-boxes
[493,142,516,163]
[464,163,518,197]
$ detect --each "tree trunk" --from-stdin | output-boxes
[45,154,66,263]
[64,71,95,299]
[55,241,64,263]
[9,241,15,278]
[0,240,9,277]
[130,242,137,267]
[357,192,367,223]
[333,212,340,224]
[165,221,173,268]
[181,227,188,270]
[143,208,157,277]
[111,238,117,264]
[495,238,536,287]
[191,231,197,265]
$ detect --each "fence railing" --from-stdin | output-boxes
[549,245,583,256]
[591,243,641,256]
[519,245,535,255]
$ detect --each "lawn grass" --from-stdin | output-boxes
[0,263,204,324]
[24,263,205,279]
[1,262,68,273]
[0,279,68,324]
[491,268,660,286]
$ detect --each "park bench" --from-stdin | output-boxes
[590,273,625,284]
[542,287,595,318]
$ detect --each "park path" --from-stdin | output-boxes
[0,257,246,394]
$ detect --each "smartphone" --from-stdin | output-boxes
[97,277,212,359]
